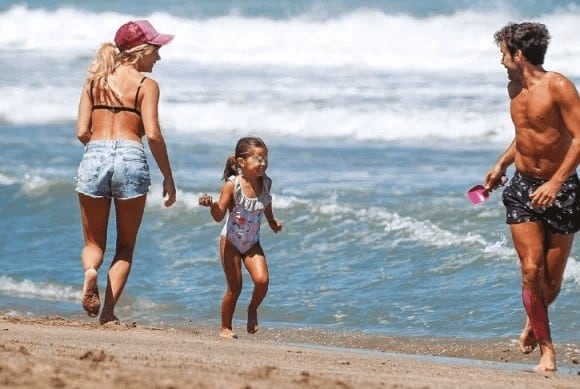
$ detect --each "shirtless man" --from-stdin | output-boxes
[484,22,580,372]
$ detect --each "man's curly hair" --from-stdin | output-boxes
[494,22,550,66]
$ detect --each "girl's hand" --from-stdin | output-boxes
[269,219,282,233]
[198,194,213,207]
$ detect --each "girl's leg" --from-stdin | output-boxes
[99,196,147,324]
[78,194,111,317]
[220,237,243,338]
[243,244,269,334]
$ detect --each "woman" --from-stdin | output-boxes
[75,20,176,324]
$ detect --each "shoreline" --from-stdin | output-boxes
[1,313,578,388]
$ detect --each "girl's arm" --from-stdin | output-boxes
[263,178,282,232]
[199,181,234,222]
[264,202,282,233]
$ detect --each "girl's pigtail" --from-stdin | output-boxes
[222,154,238,181]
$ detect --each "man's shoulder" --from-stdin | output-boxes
[545,71,574,86]
[545,71,578,98]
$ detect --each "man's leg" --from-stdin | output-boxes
[510,222,560,371]
[542,232,573,304]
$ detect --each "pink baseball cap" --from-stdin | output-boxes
[114,20,174,52]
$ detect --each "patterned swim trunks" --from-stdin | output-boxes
[502,171,580,234]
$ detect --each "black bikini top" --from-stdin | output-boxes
[90,77,147,116]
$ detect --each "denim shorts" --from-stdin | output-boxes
[75,140,151,199]
[502,171,580,234]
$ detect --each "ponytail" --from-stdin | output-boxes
[222,154,238,181]
[85,42,157,104]
[86,43,119,103]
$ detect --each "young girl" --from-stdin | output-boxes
[199,137,282,338]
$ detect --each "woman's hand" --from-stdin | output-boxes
[163,177,176,207]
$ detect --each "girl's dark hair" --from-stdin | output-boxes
[494,22,550,66]
[222,154,237,181]
[221,136,268,181]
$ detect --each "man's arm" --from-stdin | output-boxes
[484,81,520,191]
[530,75,580,206]
[485,138,516,191]
[550,75,580,183]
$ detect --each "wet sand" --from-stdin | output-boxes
[1,314,578,388]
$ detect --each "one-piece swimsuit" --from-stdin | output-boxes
[221,174,272,254]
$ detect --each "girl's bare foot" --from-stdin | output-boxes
[219,328,238,339]
[82,269,100,317]
[247,308,259,334]
[519,318,538,354]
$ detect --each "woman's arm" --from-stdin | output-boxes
[141,78,176,207]
[76,82,93,145]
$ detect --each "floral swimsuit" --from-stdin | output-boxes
[221,174,272,254]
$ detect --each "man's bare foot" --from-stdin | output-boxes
[519,318,538,354]
[82,269,100,317]
[219,328,238,339]
[247,308,259,334]
[534,346,557,372]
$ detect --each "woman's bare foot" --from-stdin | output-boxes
[99,314,119,325]
[247,308,259,334]
[219,328,238,339]
[519,318,538,354]
[82,269,100,317]
[534,345,557,372]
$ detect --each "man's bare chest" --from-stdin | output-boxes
[510,90,559,129]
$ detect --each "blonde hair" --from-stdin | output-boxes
[85,42,158,104]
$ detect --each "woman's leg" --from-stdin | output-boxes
[99,195,147,324]
[243,243,269,334]
[220,237,243,338]
[78,194,111,317]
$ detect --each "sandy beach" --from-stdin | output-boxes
[1,313,578,388]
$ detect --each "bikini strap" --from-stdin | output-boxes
[134,77,147,111]
[89,80,95,105]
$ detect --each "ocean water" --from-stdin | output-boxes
[1,0,579,344]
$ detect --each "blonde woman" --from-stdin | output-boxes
[75,20,176,324]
